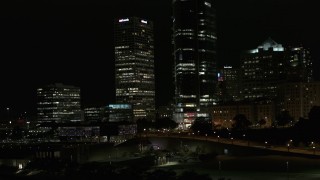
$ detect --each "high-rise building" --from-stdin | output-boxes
[285,46,313,83]
[218,66,241,102]
[37,83,81,123]
[241,38,286,101]
[114,17,155,121]
[241,38,314,102]
[172,0,218,127]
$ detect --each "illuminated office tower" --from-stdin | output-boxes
[241,38,314,101]
[37,83,81,123]
[218,66,241,102]
[173,0,217,127]
[241,38,286,101]
[114,17,155,121]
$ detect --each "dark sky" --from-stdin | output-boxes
[0,0,319,118]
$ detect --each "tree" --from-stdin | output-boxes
[177,171,212,180]
[154,117,178,130]
[136,118,153,133]
[276,110,293,126]
[232,114,252,130]
[190,117,212,135]
[293,106,320,141]
[308,106,320,123]
[146,169,176,180]
[258,118,266,127]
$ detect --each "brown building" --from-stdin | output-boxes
[283,82,320,121]
[210,101,275,128]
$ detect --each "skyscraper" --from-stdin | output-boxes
[241,38,286,101]
[172,0,217,127]
[114,17,155,121]
[241,38,313,101]
[217,66,241,102]
[286,46,313,83]
[37,83,81,123]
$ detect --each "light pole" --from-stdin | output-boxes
[312,146,316,155]
[287,139,293,152]
[311,142,315,155]
[218,160,222,177]
[286,161,289,180]
[231,137,234,144]
[6,107,10,125]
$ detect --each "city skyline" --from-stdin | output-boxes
[1,0,319,118]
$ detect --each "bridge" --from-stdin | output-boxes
[137,132,320,158]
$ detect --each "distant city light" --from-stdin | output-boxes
[204,1,211,7]
[119,18,129,22]
[141,20,148,24]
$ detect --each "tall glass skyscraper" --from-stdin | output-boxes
[172,0,217,127]
[114,17,155,121]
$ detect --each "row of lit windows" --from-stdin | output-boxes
[117,80,154,84]
[116,92,155,97]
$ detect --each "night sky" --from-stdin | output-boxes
[0,0,319,118]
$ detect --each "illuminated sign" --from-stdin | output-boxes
[119,18,129,23]
[109,104,132,109]
[224,66,232,69]
[141,20,148,24]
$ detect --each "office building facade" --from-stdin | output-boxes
[37,83,81,123]
[173,0,218,127]
[283,82,320,121]
[108,104,133,122]
[217,66,241,102]
[114,17,155,121]
[241,38,286,101]
[84,107,105,122]
[285,46,313,83]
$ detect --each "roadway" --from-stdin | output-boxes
[143,131,320,157]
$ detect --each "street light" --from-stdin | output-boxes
[218,160,222,177]
[243,134,246,143]
[312,146,316,155]
[286,161,289,179]
[243,134,249,146]
[6,107,10,124]
[231,137,234,144]
[311,142,316,155]
[287,139,293,152]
